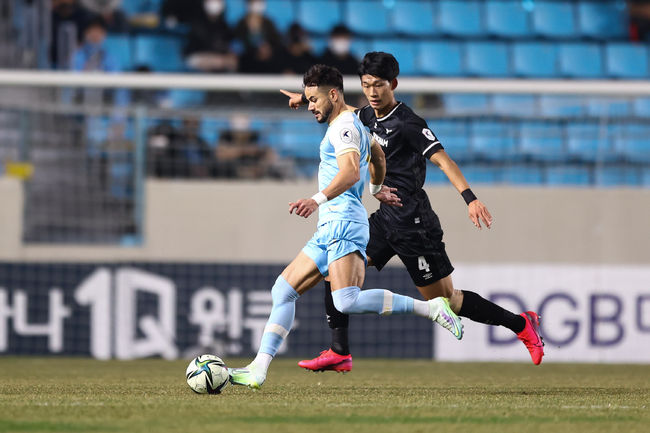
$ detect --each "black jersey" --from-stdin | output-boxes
[356,102,444,230]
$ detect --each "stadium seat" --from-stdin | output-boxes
[349,38,371,62]
[539,95,586,118]
[485,0,532,38]
[425,166,447,184]
[370,40,416,75]
[199,118,230,147]
[465,42,510,77]
[345,1,390,36]
[443,94,489,115]
[641,167,650,186]
[296,0,341,34]
[417,41,463,76]
[545,165,592,186]
[502,164,544,185]
[519,121,565,162]
[428,119,471,162]
[594,166,640,186]
[613,124,650,163]
[460,164,501,184]
[166,90,205,108]
[634,98,650,117]
[491,94,537,117]
[532,1,577,38]
[225,0,247,26]
[470,120,518,162]
[558,43,603,78]
[278,119,324,160]
[134,35,185,72]
[121,0,162,15]
[438,0,484,37]
[577,1,628,40]
[566,122,613,163]
[104,35,133,70]
[587,98,631,118]
[605,43,649,79]
[512,42,558,78]
[265,0,296,32]
[391,0,437,36]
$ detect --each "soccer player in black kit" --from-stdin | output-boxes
[282,52,544,370]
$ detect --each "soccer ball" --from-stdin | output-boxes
[186,354,230,394]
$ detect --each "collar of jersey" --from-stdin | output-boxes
[376,102,402,122]
[329,109,354,125]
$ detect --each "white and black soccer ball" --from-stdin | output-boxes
[186,354,230,394]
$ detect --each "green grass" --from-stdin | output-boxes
[0,358,648,433]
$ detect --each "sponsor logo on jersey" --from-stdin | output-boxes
[340,128,352,143]
[422,128,437,142]
[372,132,388,147]
[385,128,393,134]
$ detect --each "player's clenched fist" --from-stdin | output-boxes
[289,198,318,218]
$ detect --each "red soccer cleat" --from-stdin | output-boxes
[298,349,353,372]
[517,311,545,365]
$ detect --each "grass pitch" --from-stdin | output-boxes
[0,358,648,433]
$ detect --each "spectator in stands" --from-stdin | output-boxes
[51,0,91,68]
[216,113,285,179]
[283,23,316,75]
[80,0,128,32]
[184,0,238,72]
[147,120,179,177]
[171,116,215,178]
[318,25,358,75]
[628,0,650,41]
[234,0,286,73]
[162,0,204,27]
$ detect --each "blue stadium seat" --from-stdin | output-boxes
[349,38,371,61]
[417,41,463,76]
[443,94,489,115]
[606,43,649,79]
[470,120,518,162]
[532,1,577,38]
[502,164,544,185]
[641,167,650,186]
[345,0,390,36]
[121,0,162,15]
[539,95,586,118]
[566,123,613,163]
[485,0,531,38]
[391,0,437,36]
[519,121,565,162]
[460,164,501,184]
[465,42,510,77]
[613,124,650,163]
[512,42,558,78]
[199,118,230,147]
[595,166,640,186]
[438,0,484,37]
[558,43,603,78]
[428,119,471,162]
[297,0,341,34]
[225,0,247,26]
[587,98,631,118]
[266,0,296,32]
[278,119,324,160]
[634,98,650,117]
[425,166,447,184]
[577,1,628,40]
[491,94,537,117]
[134,35,185,72]
[545,166,591,186]
[104,35,132,70]
[370,40,416,75]
[166,90,205,108]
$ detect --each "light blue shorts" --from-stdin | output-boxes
[302,220,369,277]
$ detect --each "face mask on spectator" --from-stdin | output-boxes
[204,0,225,17]
[249,1,266,14]
[330,38,351,56]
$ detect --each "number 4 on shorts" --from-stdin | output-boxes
[418,256,430,272]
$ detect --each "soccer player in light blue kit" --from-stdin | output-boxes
[228,65,463,390]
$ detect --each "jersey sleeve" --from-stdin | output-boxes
[328,116,362,156]
[404,117,444,159]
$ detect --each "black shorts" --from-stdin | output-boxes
[366,212,454,287]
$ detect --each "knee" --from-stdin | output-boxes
[271,276,299,304]
[332,287,359,314]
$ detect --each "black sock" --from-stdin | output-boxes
[324,280,350,355]
[458,290,526,334]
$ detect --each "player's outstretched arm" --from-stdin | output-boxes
[280,89,358,112]
[288,152,361,219]
[429,150,493,229]
[369,139,402,207]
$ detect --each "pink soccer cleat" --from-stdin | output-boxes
[517,311,545,365]
[298,349,353,372]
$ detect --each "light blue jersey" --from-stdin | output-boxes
[317,111,372,227]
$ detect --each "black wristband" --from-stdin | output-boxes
[301,93,308,104]
[461,188,477,205]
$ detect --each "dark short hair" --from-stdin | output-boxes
[330,24,351,37]
[303,64,344,92]
[358,51,400,81]
[85,15,108,32]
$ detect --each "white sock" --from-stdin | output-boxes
[251,352,273,374]
[413,299,430,317]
